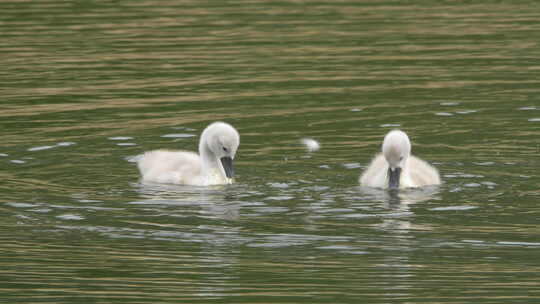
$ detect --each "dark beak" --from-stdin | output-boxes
[388,167,401,189]
[220,156,234,178]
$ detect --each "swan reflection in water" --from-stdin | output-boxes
[359,185,441,206]
[132,181,244,221]
[356,185,441,234]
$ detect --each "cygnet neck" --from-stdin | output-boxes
[199,133,225,183]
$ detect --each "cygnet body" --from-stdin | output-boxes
[137,122,240,186]
[359,130,440,189]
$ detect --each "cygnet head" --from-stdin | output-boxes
[382,130,411,189]
[199,122,240,180]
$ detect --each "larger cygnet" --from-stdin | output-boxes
[359,130,440,189]
[137,122,240,186]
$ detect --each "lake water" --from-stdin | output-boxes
[2,0,540,303]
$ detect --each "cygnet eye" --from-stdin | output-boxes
[399,156,404,161]
[223,147,228,152]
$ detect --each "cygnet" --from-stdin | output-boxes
[359,130,440,189]
[137,122,240,186]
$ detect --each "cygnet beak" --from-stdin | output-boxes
[388,167,401,189]
[220,156,234,179]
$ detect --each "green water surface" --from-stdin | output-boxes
[1,1,540,303]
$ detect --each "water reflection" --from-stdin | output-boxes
[133,182,242,221]
[355,186,440,238]
[358,185,441,206]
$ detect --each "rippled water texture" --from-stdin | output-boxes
[2,1,540,303]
